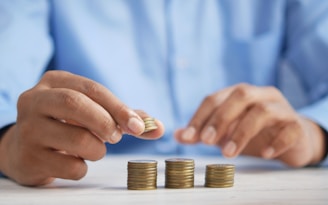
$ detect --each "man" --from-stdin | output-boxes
[0,0,327,186]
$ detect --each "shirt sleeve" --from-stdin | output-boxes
[285,0,328,163]
[0,0,53,129]
[285,0,328,129]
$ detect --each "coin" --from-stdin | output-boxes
[204,164,235,188]
[142,118,158,133]
[127,160,158,190]
[165,158,195,189]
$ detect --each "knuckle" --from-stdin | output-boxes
[71,130,90,148]
[266,86,282,97]
[190,118,204,130]
[99,117,116,137]
[190,119,202,128]
[278,126,300,147]
[287,121,302,139]
[42,70,56,81]
[253,102,270,114]
[277,137,290,148]
[203,94,217,106]
[214,111,231,124]
[17,90,33,111]
[71,131,107,161]
[233,83,253,100]
[41,70,68,84]
[287,119,301,128]
[112,103,129,117]
[59,91,81,111]
[234,129,249,144]
[82,80,101,96]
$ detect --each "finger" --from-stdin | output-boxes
[174,127,198,144]
[43,151,88,181]
[36,88,122,143]
[261,121,300,159]
[200,84,278,145]
[177,86,235,143]
[39,118,107,161]
[40,71,145,135]
[133,110,165,140]
[217,120,239,147]
[221,103,278,158]
[238,125,274,156]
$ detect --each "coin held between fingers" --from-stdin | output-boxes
[143,117,158,133]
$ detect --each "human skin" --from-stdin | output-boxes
[175,83,326,167]
[0,71,165,186]
[0,73,326,186]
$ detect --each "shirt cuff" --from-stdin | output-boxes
[298,97,328,130]
[0,172,7,178]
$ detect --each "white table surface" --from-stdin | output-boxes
[0,155,327,205]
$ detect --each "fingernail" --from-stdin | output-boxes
[109,130,122,143]
[182,127,196,141]
[201,126,216,144]
[127,117,144,134]
[223,141,236,157]
[263,147,275,159]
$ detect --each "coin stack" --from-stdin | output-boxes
[204,164,235,188]
[127,160,158,190]
[143,117,158,133]
[165,158,195,189]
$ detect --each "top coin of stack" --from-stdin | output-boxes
[143,117,158,133]
[204,164,235,188]
[127,160,158,190]
[165,158,195,189]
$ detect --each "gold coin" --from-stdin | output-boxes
[128,159,157,164]
[142,117,154,121]
[144,126,158,132]
[142,118,158,133]
[205,183,234,188]
[127,159,158,190]
[206,164,235,169]
[204,163,235,188]
[127,186,157,190]
[165,158,194,163]
[144,121,157,125]
[165,158,195,189]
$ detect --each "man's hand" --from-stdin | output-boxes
[0,71,164,186]
[175,83,326,167]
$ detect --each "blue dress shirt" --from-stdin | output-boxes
[1,0,328,156]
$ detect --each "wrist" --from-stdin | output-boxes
[306,119,327,166]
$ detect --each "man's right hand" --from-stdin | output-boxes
[0,71,164,186]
